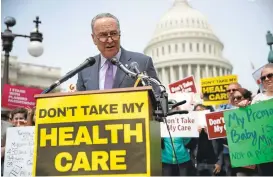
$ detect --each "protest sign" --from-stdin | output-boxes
[252,65,265,92]
[33,90,156,176]
[160,112,199,137]
[224,99,273,167]
[201,75,237,105]
[1,84,42,109]
[206,111,227,139]
[3,126,35,177]
[169,76,197,93]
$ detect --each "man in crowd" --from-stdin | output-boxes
[218,82,242,176]
[76,13,160,96]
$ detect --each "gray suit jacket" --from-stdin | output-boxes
[76,47,161,96]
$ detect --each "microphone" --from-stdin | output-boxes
[110,58,137,78]
[42,57,96,94]
[171,100,187,109]
[130,62,141,74]
[167,110,189,116]
[130,62,148,86]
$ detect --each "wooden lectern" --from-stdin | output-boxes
[33,86,161,176]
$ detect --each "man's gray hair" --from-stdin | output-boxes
[91,13,120,33]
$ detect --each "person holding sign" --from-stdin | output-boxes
[229,88,259,176]
[161,100,193,176]
[76,13,160,95]
[218,82,241,176]
[251,63,273,176]
[193,104,224,176]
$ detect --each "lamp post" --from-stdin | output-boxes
[1,16,44,92]
[266,31,273,63]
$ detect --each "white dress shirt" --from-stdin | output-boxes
[99,48,122,90]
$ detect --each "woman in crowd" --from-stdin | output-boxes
[161,99,193,176]
[230,88,252,108]
[229,88,259,176]
[251,63,273,176]
[193,104,224,176]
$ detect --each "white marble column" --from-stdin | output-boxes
[219,67,223,76]
[188,64,192,76]
[213,66,217,77]
[179,65,183,79]
[170,66,174,83]
[205,64,209,77]
[197,64,200,81]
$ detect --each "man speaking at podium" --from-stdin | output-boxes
[76,13,160,96]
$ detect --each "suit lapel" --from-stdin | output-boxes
[89,54,100,90]
[113,48,132,88]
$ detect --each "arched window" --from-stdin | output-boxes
[168,45,171,54]
[209,45,212,54]
[189,43,192,52]
[175,44,178,53]
[162,46,165,55]
[197,43,200,52]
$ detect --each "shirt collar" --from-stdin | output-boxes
[100,48,122,68]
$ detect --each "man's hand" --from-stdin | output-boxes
[204,126,208,134]
[213,164,221,174]
[197,126,202,133]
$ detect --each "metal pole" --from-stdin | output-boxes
[2,51,10,93]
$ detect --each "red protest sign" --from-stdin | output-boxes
[169,76,197,93]
[205,111,226,139]
[1,84,43,109]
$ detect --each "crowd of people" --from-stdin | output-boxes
[1,12,273,176]
[161,63,273,176]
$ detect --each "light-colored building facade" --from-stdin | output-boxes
[144,0,233,90]
[1,55,61,91]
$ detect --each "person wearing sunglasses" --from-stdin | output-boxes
[251,63,273,176]
[217,82,242,176]
[76,13,160,96]
[230,88,252,108]
[252,63,273,104]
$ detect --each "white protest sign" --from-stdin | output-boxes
[3,126,35,177]
[160,112,200,137]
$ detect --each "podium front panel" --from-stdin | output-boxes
[33,90,161,176]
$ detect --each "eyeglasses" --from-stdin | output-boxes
[260,73,273,81]
[95,31,120,43]
[233,96,243,101]
[226,89,238,93]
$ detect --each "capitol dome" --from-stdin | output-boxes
[144,0,233,90]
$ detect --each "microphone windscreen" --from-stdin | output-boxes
[110,57,118,65]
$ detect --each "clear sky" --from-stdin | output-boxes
[2,0,273,92]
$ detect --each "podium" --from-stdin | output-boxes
[32,86,161,176]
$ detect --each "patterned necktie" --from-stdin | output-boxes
[104,60,114,89]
